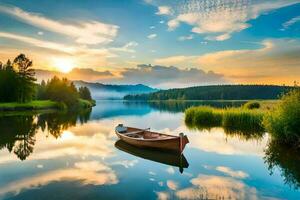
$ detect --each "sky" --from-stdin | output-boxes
[0,0,299,88]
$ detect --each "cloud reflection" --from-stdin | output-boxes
[176,174,257,200]
[0,161,118,197]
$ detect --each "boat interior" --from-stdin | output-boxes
[121,127,176,140]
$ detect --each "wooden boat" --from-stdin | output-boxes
[115,140,189,173]
[115,124,189,153]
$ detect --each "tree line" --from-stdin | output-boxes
[0,54,93,108]
[124,85,295,100]
[0,54,36,102]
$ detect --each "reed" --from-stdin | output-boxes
[185,106,222,128]
[222,108,264,131]
[185,106,264,135]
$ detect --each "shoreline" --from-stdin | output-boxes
[0,99,95,112]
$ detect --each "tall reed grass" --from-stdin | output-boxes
[185,106,264,135]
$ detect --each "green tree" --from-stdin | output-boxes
[4,59,13,71]
[13,54,36,102]
[44,76,79,107]
[78,86,92,100]
[36,80,47,100]
[0,62,19,102]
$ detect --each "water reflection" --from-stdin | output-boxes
[0,100,299,199]
[0,109,91,161]
[124,100,245,113]
[115,140,189,173]
[264,140,300,189]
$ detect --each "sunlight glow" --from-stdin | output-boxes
[60,131,74,140]
[53,58,75,73]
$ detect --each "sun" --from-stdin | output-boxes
[53,58,75,73]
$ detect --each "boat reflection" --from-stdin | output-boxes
[115,140,189,173]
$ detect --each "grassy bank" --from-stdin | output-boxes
[0,99,96,112]
[78,99,96,109]
[0,100,63,111]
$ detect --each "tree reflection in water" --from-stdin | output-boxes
[264,140,300,189]
[124,100,245,113]
[0,108,91,161]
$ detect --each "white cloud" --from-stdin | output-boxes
[156,191,169,200]
[166,167,175,174]
[215,166,249,179]
[115,64,225,88]
[0,161,118,197]
[0,32,78,54]
[112,159,138,168]
[149,171,156,175]
[150,26,155,29]
[159,0,299,41]
[282,15,300,29]
[36,164,43,168]
[197,39,300,84]
[178,34,194,41]
[176,174,258,200]
[147,33,157,39]
[0,32,115,57]
[0,5,119,45]
[159,20,165,24]
[37,31,44,35]
[156,6,173,15]
[110,41,138,53]
[167,180,178,190]
[167,19,180,30]
[205,33,230,41]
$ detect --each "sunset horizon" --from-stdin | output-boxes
[0,0,299,88]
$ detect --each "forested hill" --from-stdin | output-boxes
[124,85,294,100]
[74,81,157,100]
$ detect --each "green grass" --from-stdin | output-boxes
[77,98,96,109]
[185,106,222,129]
[185,106,265,134]
[222,108,264,133]
[0,98,96,112]
[0,100,62,111]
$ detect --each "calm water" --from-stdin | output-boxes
[0,100,299,200]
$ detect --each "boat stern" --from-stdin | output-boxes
[179,133,189,153]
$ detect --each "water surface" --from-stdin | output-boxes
[0,100,299,200]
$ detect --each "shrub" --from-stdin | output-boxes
[263,89,300,146]
[244,101,260,109]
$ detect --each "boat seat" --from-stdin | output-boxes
[116,125,127,133]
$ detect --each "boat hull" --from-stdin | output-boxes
[115,126,189,152]
[115,140,189,172]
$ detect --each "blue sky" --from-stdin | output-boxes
[0,0,299,88]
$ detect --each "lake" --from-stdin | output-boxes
[0,100,299,200]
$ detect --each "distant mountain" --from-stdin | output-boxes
[74,81,157,100]
[124,85,295,100]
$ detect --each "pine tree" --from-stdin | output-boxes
[13,54,36,102]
